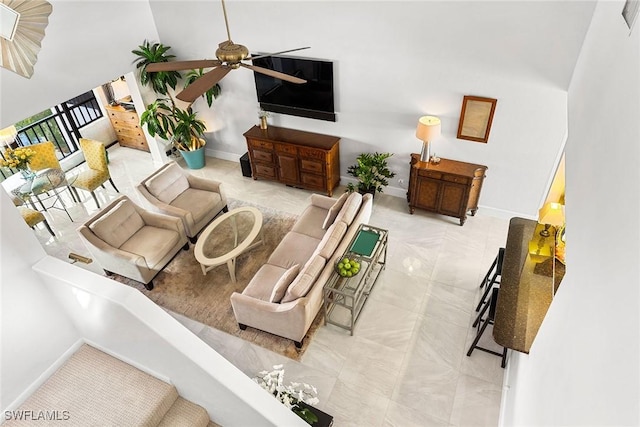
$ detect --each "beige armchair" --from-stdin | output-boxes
[136,161,228,243]
[77,195,188,290]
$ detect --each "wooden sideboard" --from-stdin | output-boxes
[243,125,340,196]
[407,154,487,225]
[105,105,149,152]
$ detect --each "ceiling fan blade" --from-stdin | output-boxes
[246,47,311,62]
[241,63,306,84]
[176,66,232,102]
[146,60,222,72]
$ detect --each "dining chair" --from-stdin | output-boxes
[27,141,77,203]
[27,141,61,171]
[10,194,55,236]
[71,138,119,208]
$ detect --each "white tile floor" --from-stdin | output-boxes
[27,145,509,426]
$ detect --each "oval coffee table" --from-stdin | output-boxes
[194,206,264,282]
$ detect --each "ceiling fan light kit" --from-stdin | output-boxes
[146,0,310,103]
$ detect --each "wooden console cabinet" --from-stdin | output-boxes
[105,105,149,152]
[243,125,340,196]
[408,153,487,225]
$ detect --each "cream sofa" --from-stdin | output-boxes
[77,195,189,290]
[137,161,228,243]
[230,191,373,347]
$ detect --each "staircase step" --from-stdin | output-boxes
[5,344,179,426]
[157,397,209,427]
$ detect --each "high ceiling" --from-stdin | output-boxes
[148,0,596,90]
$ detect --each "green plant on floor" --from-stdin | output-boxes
[140,99,207,151]
[346,152,397,194]
[133,40,221,151]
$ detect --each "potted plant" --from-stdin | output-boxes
[133,40,221,169]
[346,152,396,195]
[140,98,207,168]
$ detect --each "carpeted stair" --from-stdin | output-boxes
[5,344,213,426]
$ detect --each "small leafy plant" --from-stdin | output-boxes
[346,152,396,194]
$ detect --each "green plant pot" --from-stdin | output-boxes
[179,147,205,169]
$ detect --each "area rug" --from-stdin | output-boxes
[111,199,324,361]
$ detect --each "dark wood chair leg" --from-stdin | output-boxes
[222,205,229,213]
[91,191,100,209]
[294,339,303,349]
[109,178,119,193]
[42,220,55,237]
[104,270,114,276]
[238,323,247,330]
[144,281,154,291]
[67,186,77,202]
[189,236,197,244]
[183,242,190,250]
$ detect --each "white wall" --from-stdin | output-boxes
[0,190,81,410]
[147,0,594,218]
[0,1,594,218]
[0,0,159,127]
[501,1,640,425]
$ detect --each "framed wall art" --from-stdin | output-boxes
[456,95,497,143]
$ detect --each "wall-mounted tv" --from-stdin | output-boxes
[252,55,336,122]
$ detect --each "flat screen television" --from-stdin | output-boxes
[252,54,336,122]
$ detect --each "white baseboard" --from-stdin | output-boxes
[4,339,85,413]
[202,150,533,220]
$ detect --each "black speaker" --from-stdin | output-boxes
[240,152,252,177]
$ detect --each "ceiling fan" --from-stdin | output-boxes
[146,0,309,103]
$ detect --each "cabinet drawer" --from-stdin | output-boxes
[111,120,141,131]
[442,174,470,185]
[298,147,326,160]
[252,149,274,163]
[418,169,442,179]
[109,111,139,123]
[300,158,324,173]
[255,164,277,179]
[118,135,149,151]
[300,172,325,188]
[275,143,297,155]
[249,139,273,151]
[115,127,142,138]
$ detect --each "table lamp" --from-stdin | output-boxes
[538,202,565,237]
[0,125,17,148]
[415,116,441,162]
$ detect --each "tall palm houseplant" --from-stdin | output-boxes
[133,41,221,168]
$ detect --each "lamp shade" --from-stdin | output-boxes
[416,116,441,142]
[0,125,17,146]
[538,202,565,226]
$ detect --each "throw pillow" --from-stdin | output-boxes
[281,255,326,303]
[269,264,300,303]
[334,192,363,226]
[322,192,349,230]
[89,199,144,248]
[145,162,189,204]
[316,221,348,259]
